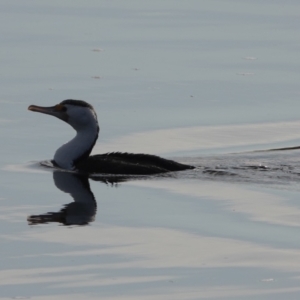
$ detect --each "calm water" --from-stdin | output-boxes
[1,1,300,299]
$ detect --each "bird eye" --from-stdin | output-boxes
[55,104,67,112]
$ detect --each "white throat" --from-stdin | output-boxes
[53,105,99,170]
[54,126,98,170]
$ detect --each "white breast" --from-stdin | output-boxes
[53,105,99,170]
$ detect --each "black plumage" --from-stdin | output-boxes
[76,152,194,175]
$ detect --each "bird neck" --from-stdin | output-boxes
[53,125,99,170]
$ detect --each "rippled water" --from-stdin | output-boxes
[191,149,300,186]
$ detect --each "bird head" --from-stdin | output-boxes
[28,99,98,131]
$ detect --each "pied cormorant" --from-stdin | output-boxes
[28,99,194,175]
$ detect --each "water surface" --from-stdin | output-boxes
[1,1,300,299]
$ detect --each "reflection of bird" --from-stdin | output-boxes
[28,171,97,226]
[28,99,194,175]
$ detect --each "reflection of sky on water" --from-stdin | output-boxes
[2,222,300,298]
[95,121,300,156]
[2,165,300,298]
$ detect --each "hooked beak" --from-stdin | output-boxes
[28,104,68,122]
